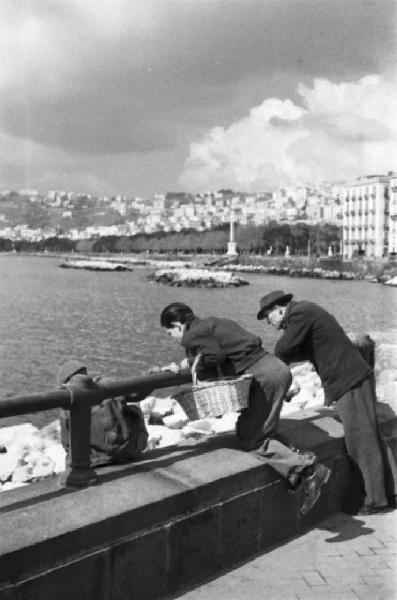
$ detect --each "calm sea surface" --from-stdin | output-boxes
[0,255,396,425]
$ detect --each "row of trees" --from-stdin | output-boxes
[1,221,342,256]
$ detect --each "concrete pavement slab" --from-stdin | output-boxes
[171,510,397,600]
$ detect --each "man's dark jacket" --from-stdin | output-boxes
[274,300,372,404]
[182,315,266,376]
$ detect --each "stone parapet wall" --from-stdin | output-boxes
[0,406,396,600]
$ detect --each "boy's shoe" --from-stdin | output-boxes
[300,463,331,515]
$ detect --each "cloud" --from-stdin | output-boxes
[0,1,395,194]
[0,0,395,156]
[179,74,397,191]
[0,131,117,194]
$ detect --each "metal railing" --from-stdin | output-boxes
[1,337,376,490]
[0,370,192,489]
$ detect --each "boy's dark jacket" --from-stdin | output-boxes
[274,300,372,404]
[182,315,266,376]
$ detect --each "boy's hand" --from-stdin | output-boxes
[179,358,189,370]
[161,362,180,374]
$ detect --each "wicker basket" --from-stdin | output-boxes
[174,354,253,420]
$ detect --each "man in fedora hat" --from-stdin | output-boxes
[160,302,331,514]
[257,290,396,514]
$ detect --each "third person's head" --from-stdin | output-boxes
[257,290,293,329]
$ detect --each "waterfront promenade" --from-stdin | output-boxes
[174,509,397,600]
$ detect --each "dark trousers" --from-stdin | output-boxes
[236,354,315,482]
[336,376,395,509]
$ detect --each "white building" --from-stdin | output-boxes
[342,175,391,259]
[322,201,342,224]
[388,174,397,254]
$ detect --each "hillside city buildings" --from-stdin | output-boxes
[0,172,396,258]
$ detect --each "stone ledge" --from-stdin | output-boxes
[0,405,395,600]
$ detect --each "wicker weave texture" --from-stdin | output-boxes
[175,374,253,420]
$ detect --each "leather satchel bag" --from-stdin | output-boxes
[60,397,149,466]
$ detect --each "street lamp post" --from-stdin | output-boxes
[227,205,238,256]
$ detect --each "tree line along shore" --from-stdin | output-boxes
[1,220,396,281]
[1,221,341,255]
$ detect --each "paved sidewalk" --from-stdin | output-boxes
[174,510,397,600]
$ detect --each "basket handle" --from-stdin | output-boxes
[191,353,224,385]
[191,353,202,385]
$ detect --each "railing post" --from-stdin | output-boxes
[58,384,98,488]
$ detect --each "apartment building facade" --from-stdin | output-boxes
[342,175,394,259]
[389,175,397,254]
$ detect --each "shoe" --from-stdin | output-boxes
[300,463,331,515]
[356,505,389,516]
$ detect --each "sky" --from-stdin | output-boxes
[0,0,396,197]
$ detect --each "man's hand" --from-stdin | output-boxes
[148,361,187,375]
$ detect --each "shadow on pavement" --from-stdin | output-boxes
[319,514,375,543]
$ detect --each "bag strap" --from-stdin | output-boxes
[110,398,130,441]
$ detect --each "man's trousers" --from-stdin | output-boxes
[236,354,315,483]
[336,375,397,509]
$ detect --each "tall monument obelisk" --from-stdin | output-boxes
[227,207,238,256]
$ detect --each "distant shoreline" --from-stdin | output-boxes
[2,251,396,284]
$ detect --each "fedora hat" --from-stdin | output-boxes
[257,290,293,320]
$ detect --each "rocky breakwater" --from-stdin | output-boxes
[0,421,66,491]
[222,263,358,280]
[148,267,249,288]
[59,259,133,272]
[1,338,395,492]
[0,363,320,492]
[221,261,397,285]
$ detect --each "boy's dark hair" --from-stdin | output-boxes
[160,303,194,328]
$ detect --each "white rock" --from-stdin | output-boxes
[44,444,66,474]
[11,465,33,483]
[212,412,238,433]
[188,419,214,433]
[314,388,325,405]
[150,396,175,419]
[384,276,397,286]
[30,459,56,480]
[13,434,46,459]
[23,448,45,467]
[163,414,189,429]
[40,420,61,443]
[146,424,183,449]
[181,419,215,438]
[171,400,188,419]
[376,369,397,386]
[0,423,39,447]
[140,396,156,416]
[290,362,315,378]
[0,452,19,482]
[377,382,397,408]
[1,481,29,491]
